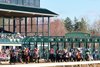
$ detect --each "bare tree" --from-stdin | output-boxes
[50,19,67,36]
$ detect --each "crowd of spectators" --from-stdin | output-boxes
[0,33,25,42]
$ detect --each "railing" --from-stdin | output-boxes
[0,61,100,67]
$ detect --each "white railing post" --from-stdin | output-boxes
[87,64,89,67]
[79,64,82,67]
[63,65,65,67]
[71,65,73,67]
[94,63,96,67]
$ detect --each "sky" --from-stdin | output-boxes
[41,0,100,24]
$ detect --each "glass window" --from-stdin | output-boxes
[0,0,40,7]
[23,0,29,6]
[29,0,34,6]
[17,0,23,5]
[35,0,40,7]
[0,0,4,2]
[5,0,11,3]
[10,0,18,4]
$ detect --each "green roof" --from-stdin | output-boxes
[65,32,90,38]
[0,3,58,17]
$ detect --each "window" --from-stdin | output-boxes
[29,0,34,6]
[23,0,29,6]
[17,0,23,5]
[0,0,4,2]
[34,0,40,7]
[5,0,11,3]
[10,0,18,4]
[0,0,40,7]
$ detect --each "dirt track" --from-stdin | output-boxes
[49,64,100,67]
[47,64,100,67]
[0,62,100,67]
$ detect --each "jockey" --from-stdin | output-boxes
[76,49,81,61]
[33,48,39,63]
[34,48,39,55]
[50,48,54,54]
[24,48,30,63]
[93,50,99,60]
[49,47,55,62]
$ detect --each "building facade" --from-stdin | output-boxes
[0,0,40,7]
[0,0,57,36]
[0,0,46,36]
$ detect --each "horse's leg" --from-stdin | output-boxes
[37,57,39,63]
[34,57,36,63]
[28,56,30,63]
[25,56,27,63]
[19,57,23,64]
[51,54,53,62]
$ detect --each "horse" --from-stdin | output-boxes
[49,48,55,62]
[62,51,70,62]
[85,52,93,61]
[33,48,39,63]
[24,48,30,63]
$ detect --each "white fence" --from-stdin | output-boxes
[0,61,100,67]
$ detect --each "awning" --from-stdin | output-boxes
[0,3,58,17]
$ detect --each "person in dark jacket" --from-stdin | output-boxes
[10,50,16,64]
